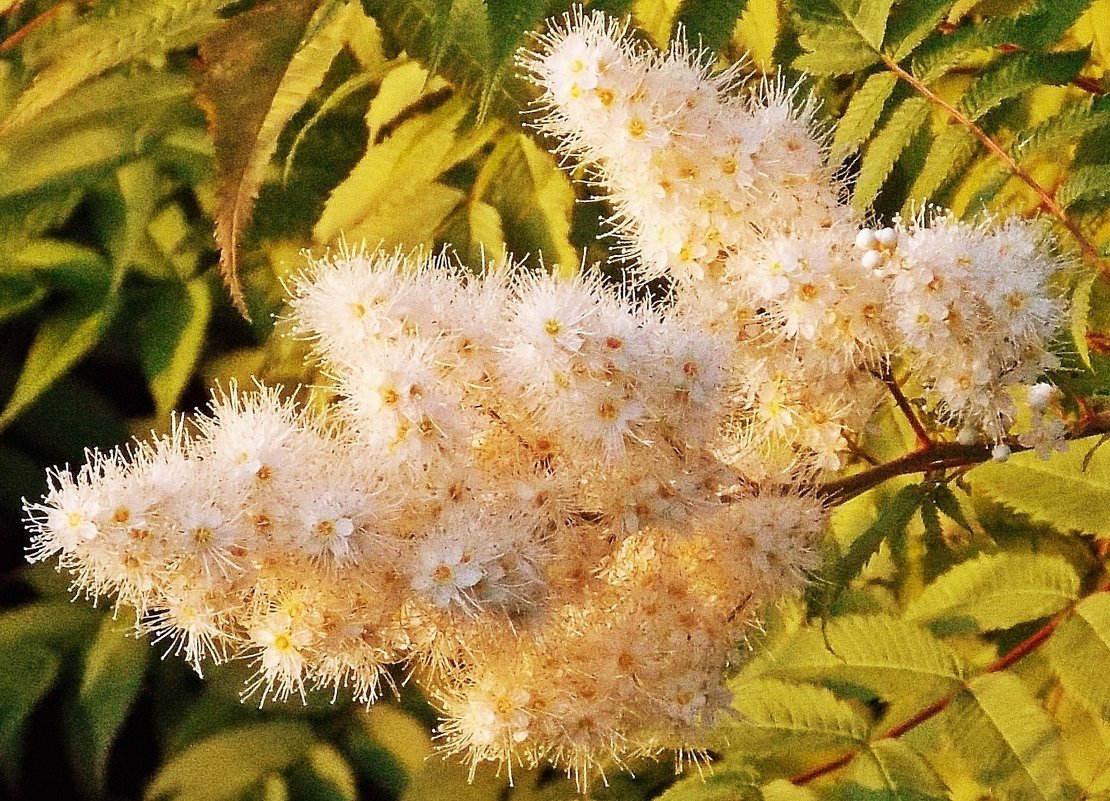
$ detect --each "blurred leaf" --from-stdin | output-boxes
[0,602,103,652]
[674,0,748,53]
[2,0,226,133]
[1072,272,1098,369]
[0,273,121,431]
[904,552,1079,633]
[722,678,871,754]
[734,0,779,69]
[1047,593,1110,722]
[0,643,60,774]
[287,742,359,801]
[903,125,978,213]
[137,276,214,417]
[146,721,315,801]
[947,672,1078,801]
[655,767,762,801]
[67,614,151,796]
[0,277,46,323]
[197,0,327,316]
[971,435,1110,537]
[471,132,579,274]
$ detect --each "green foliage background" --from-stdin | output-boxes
[1,0,1110,799]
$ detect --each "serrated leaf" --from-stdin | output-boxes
[198,0,328,317]
[724,678,871,754]
[905,552,1079,633]
[1015,99,1110,162]
[1010,0,1097,50]
[840,740,949,800]
[1072,272,1098,369]
[0,642,60,768]
[971,435,1110,538]
[947,673,1078,801]
[315,95,496,248]
[932,483,972,532]
[820,485,923,615]
[146,722,315,801]
[960,50,1090,122]
[769,614,965,722]
[2,0,228,133]
[67,614,151,796]
[884,0,953,61]
[902,125,979,213]
[832,71,899,163]
[854,0,897,49]
[853,96,930,209]
[911,17,1018,84]
[794,24,882,75]
[138,276,214,417]
[675,0,748,53]
[1047,593,1110,722]
[363,0,532,123]
[1058,164,1110,209]
[0,275,121,431]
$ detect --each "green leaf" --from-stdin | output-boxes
[768,614,966,722]
[960,50,1090,122]
[315,95,496,249]
[971,435,1110,538]
[287,743,359,801]
[470,132,579,275]
[0,276,121,431]
[137,276,214,417]
[0,277,47,324]
[2,0,228,133]
[947,673,1078,801]
[1014,99,1110,162]
[1010,0,1097,50]
[932,483,972,532]
[1072,272,1098,370]
[0,643,60,768]
[854,0,897,49]
[0,603,104,653]
[146,722,315,801]
[675,0,748,53]
[656,767,761,801]
[884,0,953,61]
[1058,164,1110,209]
[794,26,882,74]
[67,614,151,796]
[853,96,930,210]
[1047,593,1110,722]
[911,18,1018,84]
[902,125,979,213]
[838,740,949,801]
[723,678,871,754]
[904,552,1080,633]
[832,71,899,163]
[198,0,328,317]
[819,485,923,615]
[362,0,532,123]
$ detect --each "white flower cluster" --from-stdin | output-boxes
[522,10,1067,474]
[23,8,1070,786]
[26,250,825,781]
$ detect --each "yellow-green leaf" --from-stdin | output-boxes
[146,722,315,801]
[971,435,1110,538]
[1047,593,1110,722]
[724,678,871,754]
[137,276,214,417]
[904,552,1079,633]
[947,673,1078,801]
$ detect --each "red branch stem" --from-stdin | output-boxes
[791,579,1110,786]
